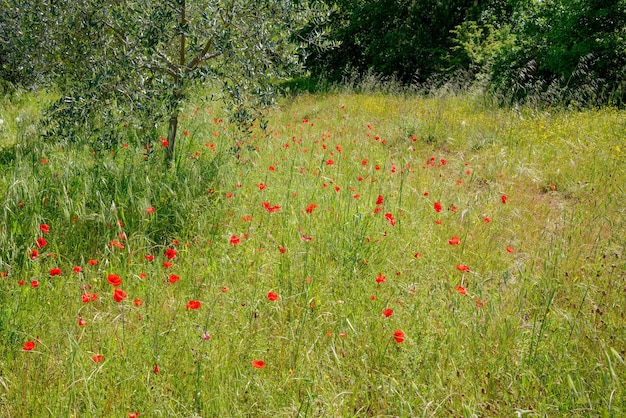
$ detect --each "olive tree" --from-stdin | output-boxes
[32,0,328,163]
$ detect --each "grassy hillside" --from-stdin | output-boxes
[0,89,625,416]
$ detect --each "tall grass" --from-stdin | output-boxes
[0,88,624,416]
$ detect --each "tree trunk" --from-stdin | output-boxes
[164,0,186,169]
[165,111,178,168]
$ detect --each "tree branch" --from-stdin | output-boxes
[186,49,223,73]
[143,63,177,77]
[186,35,214,72]
[103,21,128,46]
[155,49,179,75]
[179,0,186,68]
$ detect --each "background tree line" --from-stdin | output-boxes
[306,0,625,106]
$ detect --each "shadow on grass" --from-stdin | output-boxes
[279,77,329,95]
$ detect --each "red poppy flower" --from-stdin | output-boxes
[133,299,143,307]
[18,280,24,286]
[50,267,62,276]
[82,293,97,303]
[88,259,98,265]
[73,266,82,274]
[31,280,39,288]
[501,195,507,204]
[153,364,159,374]
[146,207,155,214]
[448,236,460,245]
[393,330,405,343]
[305,203,317,214]
[113,288,128,302]
[29,249,39,260]
[161,140,169,147]
[267,291,279,301]
[278,246,287,254]
[252,360,265,369]
[164,248,177,259]
[230,235,241,245]
[23,341,36,351]
[506,246,515,253]
[36,237,47,248]
[384,213,396,226]
[433,202,442,212]
[168,274,180,284]
[186,300,201,310]
[375,273,386,283]
[484,217,491,223]
[40,224,50,234]
[144,254,154,261]
[107,274,122,287]
[383,309,393,317]
[263,201,281,213]
[109,239,124,249]
[325,159,334,165]
[258,183,266,190]
[455,285,467,295]
[456,264,470,272]
[78,317,87,326]
[376,195,384,205]
[163,261,172,268]
[92,355,104,363]
[129,413,140,418]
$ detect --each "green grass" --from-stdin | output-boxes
[0,89,625,417]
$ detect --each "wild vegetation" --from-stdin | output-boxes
[1,1,625,416]
[0,86,624,416]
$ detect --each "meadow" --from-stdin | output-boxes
[0,87,624,417]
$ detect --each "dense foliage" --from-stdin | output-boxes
[305,0,489,82]
[308,0,625,105]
